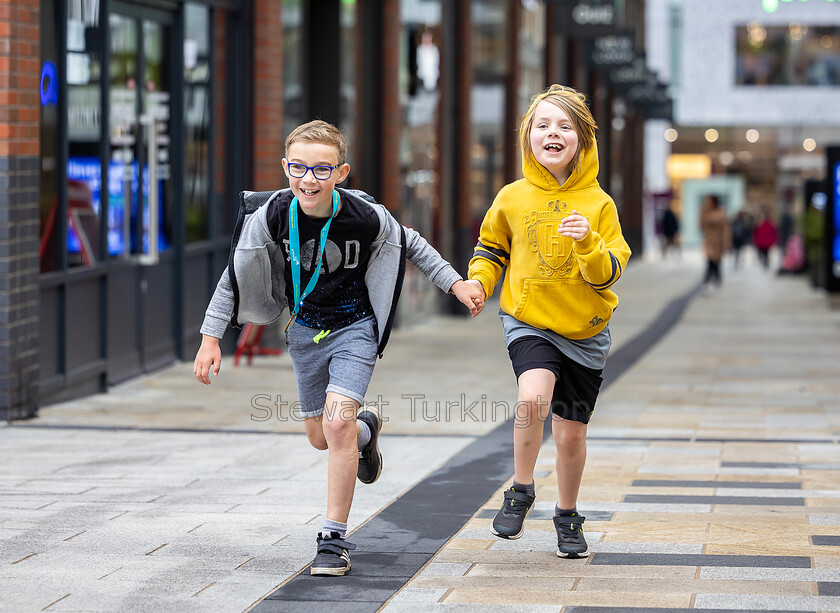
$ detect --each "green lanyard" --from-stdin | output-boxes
[285,190,339,333]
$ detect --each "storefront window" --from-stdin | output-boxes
[184,3,211,243]
[399,0,440,235]
[471,0,507,241]
[39,0,60,272]
[517,0,546,173]
[736,24,840,86]
[66,2,103,267]
[108,11,173,258]
[399,0,441,320]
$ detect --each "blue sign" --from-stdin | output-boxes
[41,61,58,106]
[834,161,840,276]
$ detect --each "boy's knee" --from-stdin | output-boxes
[322,413,357,441]
[555,422,587,448]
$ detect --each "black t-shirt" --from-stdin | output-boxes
[270,193,380,330]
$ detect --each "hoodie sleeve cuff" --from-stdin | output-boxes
[572,230,600,255]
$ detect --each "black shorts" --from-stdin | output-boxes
[507,335,604,424]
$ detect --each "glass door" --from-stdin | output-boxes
[107,3,177,380]
[109,5,173,261]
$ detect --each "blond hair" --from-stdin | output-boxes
[285,120,348,164]
[519,84,597,174]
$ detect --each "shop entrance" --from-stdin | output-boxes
[106,3,179,382]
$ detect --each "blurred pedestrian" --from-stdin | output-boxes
[730,210,752,268]
[700,195,731,287]
[754,212,778,270]
[467,85,631,559]
[193,120,484,577]
[660,204,680,259]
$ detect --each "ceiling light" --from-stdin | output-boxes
[705,129,719,143]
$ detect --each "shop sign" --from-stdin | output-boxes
[556,0,620,38]
[830,147,840,289]
[589,34,635,67]
[763,0,838,14]
[41,61,58,106]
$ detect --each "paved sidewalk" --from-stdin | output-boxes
[4,254,836,611]
[386,259,840,611]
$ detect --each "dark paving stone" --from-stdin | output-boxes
[262,576,407,603]
[623,494,804,506]
[818,581,840,596]
[813,535,840,546]
[254,599,383,612]
[631,480,801,489]
[590,553,812,568]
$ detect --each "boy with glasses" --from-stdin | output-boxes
[194,120,485,576]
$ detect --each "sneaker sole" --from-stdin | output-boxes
[310,563,351,576]
[490,502,533,540]
[357,404,383,485]
[556,548,589,559]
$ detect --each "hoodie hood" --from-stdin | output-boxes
[522,140,601,193]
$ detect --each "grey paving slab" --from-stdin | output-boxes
[590,553,813,568]
[630,480,802,489]
[694,594,840,611]
[623,494,805,506]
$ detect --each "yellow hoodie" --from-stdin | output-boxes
[468,142,631,340]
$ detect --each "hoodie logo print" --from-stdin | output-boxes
[525,201,575,277]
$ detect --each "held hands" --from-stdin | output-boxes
[559,210,590,241]
[194,335,222,384]
[451,279,486,318]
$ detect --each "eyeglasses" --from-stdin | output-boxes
[286,162,341,180]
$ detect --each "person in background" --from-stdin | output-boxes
[699,195,731,288]
[660,203,680,259]
[730,210,752,268]
[753,212,778,270]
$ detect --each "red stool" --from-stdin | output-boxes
[233,324,284,366]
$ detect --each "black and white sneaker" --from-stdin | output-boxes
[357,405,383,484]
[554,512,589,558]
[491,486,535,539]
[310,532,356,576]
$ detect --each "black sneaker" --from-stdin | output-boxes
[554,512,589,558]
[357,405,383,484]
[310,532,356,576]
[491,486,535,539]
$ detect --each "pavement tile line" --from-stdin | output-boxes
[250,283,702,612]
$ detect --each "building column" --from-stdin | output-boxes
[0,0,40,419]
[252,0,283,191]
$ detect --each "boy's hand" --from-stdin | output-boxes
[559,210,591,240]
[451,279,485,318]
[194,335,222,385]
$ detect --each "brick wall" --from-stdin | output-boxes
[380,0,401,213]
[0,0,40,420]
[252,0,283,191]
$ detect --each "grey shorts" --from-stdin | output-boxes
[285,316,379,418]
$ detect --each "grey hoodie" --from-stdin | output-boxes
[200,188,462,356]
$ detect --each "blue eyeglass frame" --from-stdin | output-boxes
[286,162,342,180]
